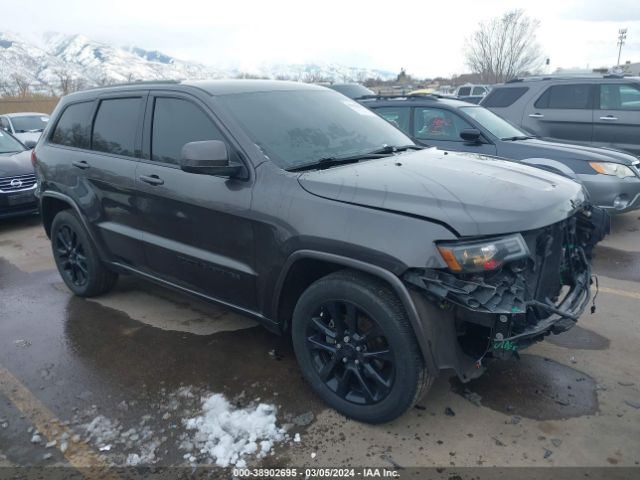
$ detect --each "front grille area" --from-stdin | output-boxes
[0,174,37,192]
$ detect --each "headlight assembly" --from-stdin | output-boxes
[588,162,635,178]
[437,234,530,273]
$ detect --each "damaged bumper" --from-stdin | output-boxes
[404,206,609,381]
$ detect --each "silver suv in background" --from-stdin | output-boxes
[481,76,640,156]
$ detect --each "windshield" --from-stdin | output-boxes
[0,130,26,154]
[10,115,49,133]
[459,106,526,140]
[218,89,412,170]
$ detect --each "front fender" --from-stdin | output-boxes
[521,157,580,182]
[273,250,440,377]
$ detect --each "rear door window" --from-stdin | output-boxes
[534,84,593,109]
[50,102,93,149]
[482,87,529,107]
[413,108,473,141]
[91,98,143,157]
[600,84,640,110]
[374,107,411,135]
[457,87,472,96]
[150,97,224,165]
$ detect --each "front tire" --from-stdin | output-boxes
[51,210,118,297]
[292,270,432,423]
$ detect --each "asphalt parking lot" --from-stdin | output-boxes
[0,212,639,474]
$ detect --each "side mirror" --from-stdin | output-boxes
[180,140,243,177]
[24,140,37,149]
[460,128,483,143]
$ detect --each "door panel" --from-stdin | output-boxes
[88,94,147,266]
[522,84,594,144]
[593,84,640,155]
[136,163,256,309]
[137,93,257,309]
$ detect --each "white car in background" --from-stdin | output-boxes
[0,112,50,145]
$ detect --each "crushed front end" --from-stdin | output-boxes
[404,206,609,382]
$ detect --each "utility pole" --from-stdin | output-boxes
[617,28,627,66]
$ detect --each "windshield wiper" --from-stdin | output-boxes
[501,135,534,141]
[27,128,44,133]
[287,144,424,172]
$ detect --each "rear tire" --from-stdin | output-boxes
[292,270,432,423]
[51,210,118,297]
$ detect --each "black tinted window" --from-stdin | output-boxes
[457,87,472,96]
[50,102,93,148]
[91,98,141,156]
[482,87,528,107]
[151,98,224,164]
[535,84,592,109]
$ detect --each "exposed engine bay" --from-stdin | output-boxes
[404,205,610,380]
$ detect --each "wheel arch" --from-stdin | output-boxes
[273,250,438,376]
[40,191,109,262]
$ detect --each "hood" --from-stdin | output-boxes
[298,148,585,237]
[13,132,41,144]
[519,138,638,165]
[0,150,34,178]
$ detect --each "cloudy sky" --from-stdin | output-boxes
[4,0,640,77]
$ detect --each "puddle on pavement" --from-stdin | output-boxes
[593,246,640,283]
[450,354,598,420]
[545,325,610,350]
[1,256,322,424]
[63,295,321,414]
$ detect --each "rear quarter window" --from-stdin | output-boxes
[50,102,94,149]
[534,84,593,109]
[482,87,529,107]
[373,107,411,135]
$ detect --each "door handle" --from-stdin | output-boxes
[599,116,618,121]
[139,174,164,186]
[71,160,89,169]
[528,113,544,118]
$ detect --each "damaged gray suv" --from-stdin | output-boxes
[34,80,608,423]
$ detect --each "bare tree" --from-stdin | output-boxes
[464,10,544,83]
[0,80,17,96]
[11,74,31,97]
[54,70,86,95]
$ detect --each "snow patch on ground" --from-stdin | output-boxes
[183,393,287,468]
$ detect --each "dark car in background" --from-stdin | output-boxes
[362,95,640,213]
[0,129,38,219]
[35,80,606,423]
[480,75,640,156]
[326,82,375,99]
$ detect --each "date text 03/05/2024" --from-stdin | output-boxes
[232,467,400,478]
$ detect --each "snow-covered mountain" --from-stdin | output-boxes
[0,31,395,95]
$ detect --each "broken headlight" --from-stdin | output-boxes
[437,234,530,273]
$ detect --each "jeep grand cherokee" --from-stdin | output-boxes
[34,80,608,423]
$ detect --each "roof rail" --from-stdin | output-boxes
[84,79,182,91]
[505,73,631,83]
[356,93,442,101]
